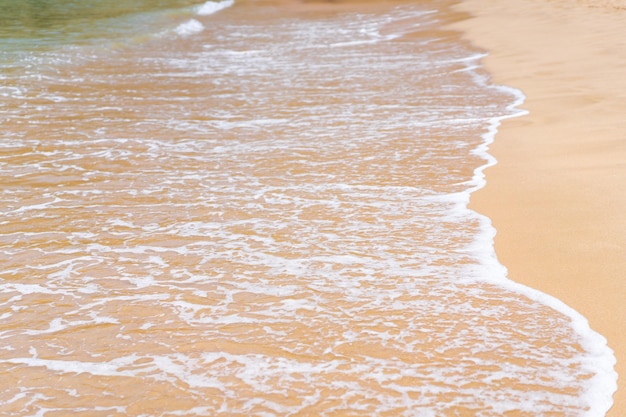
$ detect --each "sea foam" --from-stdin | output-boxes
[0,2,617,415]
[173,1,234,38]
[196,0,235,16]
[175,19,205,37]
[468,73,617,415]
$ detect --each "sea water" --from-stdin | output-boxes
[0,0,616,415]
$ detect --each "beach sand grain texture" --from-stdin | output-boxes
[453,0,626,414]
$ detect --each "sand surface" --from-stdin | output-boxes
[453,0,626,414]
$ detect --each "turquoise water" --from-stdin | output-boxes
[0,0,203,52]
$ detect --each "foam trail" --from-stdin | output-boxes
[468,75,617,415]
[0,2,616,415]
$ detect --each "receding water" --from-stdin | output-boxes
[0,0,615,416]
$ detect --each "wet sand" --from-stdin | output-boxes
[453,0,626,414]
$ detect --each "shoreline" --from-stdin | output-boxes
[452,0,626,415]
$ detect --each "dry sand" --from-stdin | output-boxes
[453,0,626,414]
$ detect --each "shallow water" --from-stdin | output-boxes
[0,0,615,415]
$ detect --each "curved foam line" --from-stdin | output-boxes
[467,60,617,417]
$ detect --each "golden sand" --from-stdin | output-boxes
[453,0,626,414]
[1,0,619,414]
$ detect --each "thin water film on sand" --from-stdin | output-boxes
[0,1,614,415]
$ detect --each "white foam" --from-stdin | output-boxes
[0,3,617,415]
[4,352,139,378]
[0,86,25,98]
[175,19,205,37]
[195,0,235,16]
[466,68,618,415]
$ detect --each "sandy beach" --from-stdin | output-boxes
[453,0,626,414]
[0,0,620,413]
